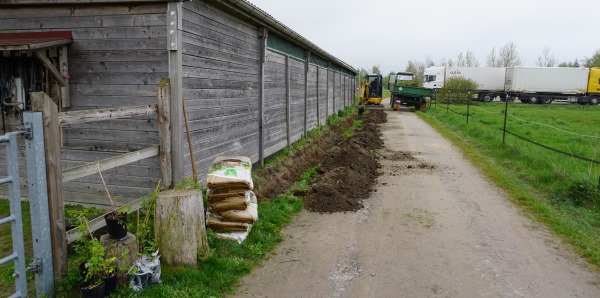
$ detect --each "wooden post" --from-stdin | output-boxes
[332,70,336,114]
[59,46,70,108]
[258,28,267,166]
[31,92,67,280]
[326,66,330,117]
[157,78,172,189]
[155,189,208,266]
[168,2,184,184]
[304,50,309,137]
[316,67,320,127]
[285,55,291,148]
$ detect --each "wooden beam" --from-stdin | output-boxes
[62,146,159,183]
[66,198,143,244]
[304,50,309,137]
[59,46,70,108]
[258,28,267,166]
[285,55,291,148]
[168,1,184,183]
[157,78,172,189]
[316,67,320,127]
[34,50,66,87]
[58,105,157,126]
[31,92,67,280]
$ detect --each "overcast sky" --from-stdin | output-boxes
[249,0,599,74]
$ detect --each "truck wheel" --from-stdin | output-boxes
[482,93,493,102]
[529,96,539,104]
[542,97,553,104]
[520,97,529,104]
[591,97,599,105]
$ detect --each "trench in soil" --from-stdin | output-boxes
[254,110,388,213]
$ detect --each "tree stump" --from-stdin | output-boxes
[100,232,138,283]
[155,189,208,266]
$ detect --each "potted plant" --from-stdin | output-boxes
[97,163,129,240]
[74,216,118,298]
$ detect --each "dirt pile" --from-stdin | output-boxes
[305,110,387,213]
[254,110,387,213]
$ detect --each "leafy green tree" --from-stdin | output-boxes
[382,71,395,90]
[437,76,478,104]
[370,64,381,74]
[584,49,600,67]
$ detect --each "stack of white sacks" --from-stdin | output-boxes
[205,156,258,243]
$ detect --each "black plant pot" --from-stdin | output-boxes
[80,281,105,298]
[104,212,128,240]
[102,273,118,296]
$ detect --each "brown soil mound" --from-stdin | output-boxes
[254,110,386,213]
[305,110,386,213]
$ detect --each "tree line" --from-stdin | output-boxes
[357,43,600,86]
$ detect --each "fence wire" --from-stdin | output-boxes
[434,93,600,166]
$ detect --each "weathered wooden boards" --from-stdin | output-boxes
[155,189,208,266]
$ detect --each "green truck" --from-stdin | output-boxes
[388,72,434,110]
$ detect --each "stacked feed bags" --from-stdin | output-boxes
[205,156,258,243]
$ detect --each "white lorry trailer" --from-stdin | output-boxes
[505,67,596,104]
[423,67,507,102]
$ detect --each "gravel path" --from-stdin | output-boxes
[232,106,600,298]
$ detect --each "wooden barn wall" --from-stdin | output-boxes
[288,57,305,143]
[263,50,287,156]
[317,67,328,125]
[180,0,260,178]
[0,3,168,206]
[306,65,318,131]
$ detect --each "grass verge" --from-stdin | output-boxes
[418,103,600,269]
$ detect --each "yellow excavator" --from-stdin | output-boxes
[359,74,384,110]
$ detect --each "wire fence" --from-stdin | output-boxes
[427,90,600,187]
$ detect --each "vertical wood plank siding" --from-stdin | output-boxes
[0,4,167,205]
[181,1,260,177]
[0,1,355,206]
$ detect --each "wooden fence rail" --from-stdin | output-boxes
[29,80,171,279]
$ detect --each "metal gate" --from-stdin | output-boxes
[0,111,54,297]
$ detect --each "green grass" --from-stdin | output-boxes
[383,89,391,99]
[419,102,600,268]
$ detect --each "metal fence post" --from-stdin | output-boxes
[23,111,55,296]
[446,90,450,113]
[502,96,509,145]
[466,90,471,125]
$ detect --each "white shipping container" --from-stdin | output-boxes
[445,67,506,91]
[506,67,589,94]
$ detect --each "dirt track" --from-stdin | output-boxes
[233,105,600,297]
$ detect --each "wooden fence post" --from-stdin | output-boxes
[285,55,291,148]
[157,78,172,189]
[304,50,309,137]
[258,28,267,166]
[31,92,67,280]
[316,67,320,127]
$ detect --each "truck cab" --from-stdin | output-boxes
[423,67,445,89]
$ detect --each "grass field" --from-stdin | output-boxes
[419,101,600,268]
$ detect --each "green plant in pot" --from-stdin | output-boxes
[74,216,117,298]
[97,163,129,240]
